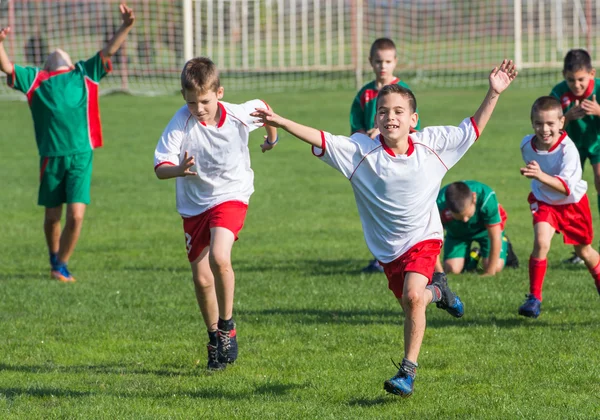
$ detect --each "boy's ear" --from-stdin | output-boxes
[591,68,596,77]
[559,115,566,130]
[217,86,224,99]
[180,89,186,100]
[410,112,419,128]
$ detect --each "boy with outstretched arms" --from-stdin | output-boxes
[154,57,277,370]
[518,96,600,318]
[435,180,518,275]
[0,4,135,282]
[253,60,517,396]
[350,37,421,273]
[550,49,600,264]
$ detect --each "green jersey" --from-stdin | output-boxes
[7,52,112,157]
[550,78,600,156]
[437,180,503,240]
[349,78,421,134]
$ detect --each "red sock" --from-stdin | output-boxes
[529,256,547,301]
[588,260,600,289]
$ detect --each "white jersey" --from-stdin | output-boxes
[313,118,479,263]
[520,133,587,205]
[154,100,265,217]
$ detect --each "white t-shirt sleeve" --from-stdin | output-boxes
[227,99,269,133]
[419,117,479,170]
[312,131,364,178]
[154,106,188,169]
[556,142,583,195]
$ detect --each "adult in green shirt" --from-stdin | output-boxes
[435,181,519,275]
[0,4,135,282]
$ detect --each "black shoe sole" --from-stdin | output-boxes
[518,309,540,318]
[383,381,412,397]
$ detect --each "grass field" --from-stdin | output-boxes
[1,86,600,419]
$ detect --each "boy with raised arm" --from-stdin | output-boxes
[0,4,135,282]
[154,57,277,370]
[350,37,421,273]
[518,96,600,318]
[253,60,517,396]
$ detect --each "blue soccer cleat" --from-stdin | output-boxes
[362,258,385,273]
[384,370,414,397]
[518,294,541,318]
[432,272,464,318]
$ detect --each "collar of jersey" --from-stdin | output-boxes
[378,135,414,157]
[199,102,227,128]
[567,78,595,101]
[531,131,567,153]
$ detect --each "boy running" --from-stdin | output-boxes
[550,49,600,264]
[350,37,421,273]
[253,60,517,396]
[0,4,135,282]
[435,180,518,275]
[518,96,600,318]
[154,57,277,370]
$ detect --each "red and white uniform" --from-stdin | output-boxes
[521,133,592,245]
[520,132,587,205]
[312,118,479,263]
[154,100,265,217]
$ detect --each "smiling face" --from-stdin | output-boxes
[563,68,595,97]
[181,87,224,124]
[531,108,565,150]
[375,92,418,142]
[369,48,398,84]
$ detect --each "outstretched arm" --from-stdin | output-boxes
[101,4,135,59]
[251,108,323,148]
[472,60,518,135]
[0,27,14,75]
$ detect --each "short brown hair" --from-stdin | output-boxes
[563,49,593,73]
[530,96,563,121]
[181,57,221,92]
[376,84,417,113]
[369,38,396,58]
[445,182,473,213]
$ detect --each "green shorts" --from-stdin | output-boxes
[443,232,508,263]
[578,146,600,166]
[38,151,93,208]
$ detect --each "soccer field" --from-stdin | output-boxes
[1,87,599,418]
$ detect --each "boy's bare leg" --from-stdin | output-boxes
[57,203,86,263]
[574,244,600,268]
[400,272,433,363]
[44,205,63,256]
[209,227,236,320]
[191,246,219,330]
[443,258,465,274]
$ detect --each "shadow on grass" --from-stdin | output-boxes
[348,395,398,407]
[0,272,47,281]
[0,362,197,377]
[0,387,92,399]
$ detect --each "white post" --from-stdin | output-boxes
[514,0,523,70]
[555,0,564,57]
[183,0,194,62]
[356,0,363,88]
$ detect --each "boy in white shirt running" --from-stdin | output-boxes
[518,96,600,318]
[154,57,278,370]
[252,60,517,397]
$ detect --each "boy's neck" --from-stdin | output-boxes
[375,75,397,89]
[533,135,558,151]
[203,104,222,127]
[382,134,410,155]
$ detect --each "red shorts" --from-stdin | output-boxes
[182,201,248,262]
[379,239,443,299]
[528,193,593,245]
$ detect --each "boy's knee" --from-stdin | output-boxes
[194,274,214,291]
[209,252,232,273]
[66,213,85,226]
[402,289,425,310]
[443,262,463,274]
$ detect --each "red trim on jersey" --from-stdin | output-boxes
[485,204,508,230]
[530,131,567,153]
[555,176,570,196]
[217,102,227,128]
[379,136,395,157]
[7,66,15,88]
[40,157,49,182]
[84,76,103,149]
[99,51,113,73]
[312,131,326,157]
[360,89,379,108]
[349,146,383,181]
[25,68,73,105]
[154,161,176,171]
[412,142,449,171]
[470,116,480,140]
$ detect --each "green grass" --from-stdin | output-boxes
[1,87,600,419]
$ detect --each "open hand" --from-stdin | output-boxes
[366,128,380,140]
[119,3,135,27]
[565,99,587,120]
[581,94,600,116]
[489,59,518,94]
[179,151,197,177]
[0,27,11,43]
[251,108,286,128]
[520,160,542,180]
